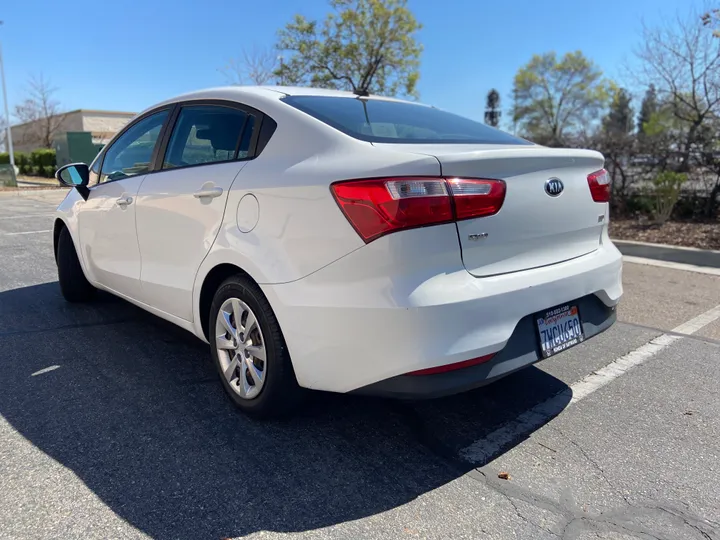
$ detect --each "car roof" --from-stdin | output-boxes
[148,85,412,111]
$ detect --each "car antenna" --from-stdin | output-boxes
[353,89,370,97]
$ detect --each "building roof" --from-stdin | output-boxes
[10,109,137,129]
[66,109,137,116]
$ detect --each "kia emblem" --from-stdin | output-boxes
[544,178,564,197]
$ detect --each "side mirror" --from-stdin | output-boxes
[56,163,90,200]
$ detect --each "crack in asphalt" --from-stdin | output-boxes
[0,319,133,338]
[503,489,561,537]
[468,467,718,540]
[552,425,632,507]
[392,402,718,540]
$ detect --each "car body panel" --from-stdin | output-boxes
[76,175,147,298]
[135,161,248,321]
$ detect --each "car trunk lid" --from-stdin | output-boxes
[376,144,607,277]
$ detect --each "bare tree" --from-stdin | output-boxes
[221,46,279,86]
[14,74,66,148]
[634,10,720,172]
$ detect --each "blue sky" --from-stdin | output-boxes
[0,0,701,128]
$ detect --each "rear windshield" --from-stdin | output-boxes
[282,95,531,145]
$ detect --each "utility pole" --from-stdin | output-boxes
[0,21,16,187]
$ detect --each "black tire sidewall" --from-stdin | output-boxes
[208,276,299,417]
[57,227,95,302]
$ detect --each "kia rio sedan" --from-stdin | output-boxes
[53,86,623,418]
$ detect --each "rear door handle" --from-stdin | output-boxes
[193,187,223,199]
[116,196,133,207]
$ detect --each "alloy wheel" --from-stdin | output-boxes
[215,297,267,399]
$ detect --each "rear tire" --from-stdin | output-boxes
[57,226,96,303]
[209,275,304,419]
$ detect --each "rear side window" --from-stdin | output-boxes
[282,96,531,145]
[162,105,253,169]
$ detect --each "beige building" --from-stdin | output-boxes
[10,109,137,153]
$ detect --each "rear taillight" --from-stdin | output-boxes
[587,169,610,203]
[331,177,506,243]
[447,178,507,220]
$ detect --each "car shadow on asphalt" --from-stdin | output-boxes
[0,282,572,539]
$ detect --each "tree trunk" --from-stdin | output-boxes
[705,175,720,219]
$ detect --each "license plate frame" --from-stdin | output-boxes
[535,303,585,358]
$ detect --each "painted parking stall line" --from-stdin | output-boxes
[459,303,720,464]
[1,229,52,236]
[0,213,55,220]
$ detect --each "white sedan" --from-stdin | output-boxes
[53,86,623,417]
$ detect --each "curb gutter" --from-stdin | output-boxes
[612,239,720,269]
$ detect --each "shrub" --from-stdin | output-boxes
[623,192,654,216]
[652,171,688,225]
[16,152,29,168]
[30,148,56,168]
[0,151,30,166]
[44,165,56,178]
[18,163,30,176]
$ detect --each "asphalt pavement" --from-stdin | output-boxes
[1,189,719,540]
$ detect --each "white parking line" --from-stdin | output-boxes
[2,229,52,236]
[31,365,61,376]
[459,303,720,464]
[0,213,55,220]
[623,255,720,276]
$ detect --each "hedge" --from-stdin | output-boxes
[0,149,57,174]
[30,149,56,167]
[0,151,29,166]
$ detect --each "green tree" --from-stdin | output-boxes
[603,88,634,136]
[484,89,501,127]
[274,0,422,97]
[597,88,635,209]
[511,51,613,146]
[636,85,658,135]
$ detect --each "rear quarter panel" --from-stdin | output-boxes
[191,115,443,338]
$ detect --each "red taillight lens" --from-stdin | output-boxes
[448,178,506,220]
[331,178,453,243]
[587,169,610,203]
[331,177,505,243]
[406,353,496,376]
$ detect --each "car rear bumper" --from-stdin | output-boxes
[351,294,616,399]
[261,224,623,394]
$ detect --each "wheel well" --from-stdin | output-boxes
[53,219,66,264]
[199,264,254,341]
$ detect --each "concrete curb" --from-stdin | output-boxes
[613,239,720,269]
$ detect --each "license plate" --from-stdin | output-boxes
[536,304,584,358]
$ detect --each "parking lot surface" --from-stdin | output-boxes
[1,189,719,540]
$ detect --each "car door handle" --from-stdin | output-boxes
[193,187,224,199]
[116,196,133,207]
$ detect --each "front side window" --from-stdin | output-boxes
[282,95,531,145]
[99,110,169,183]
[162,105,252,169]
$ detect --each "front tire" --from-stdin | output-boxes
[57,226,96,303]
[209,275,303,418]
